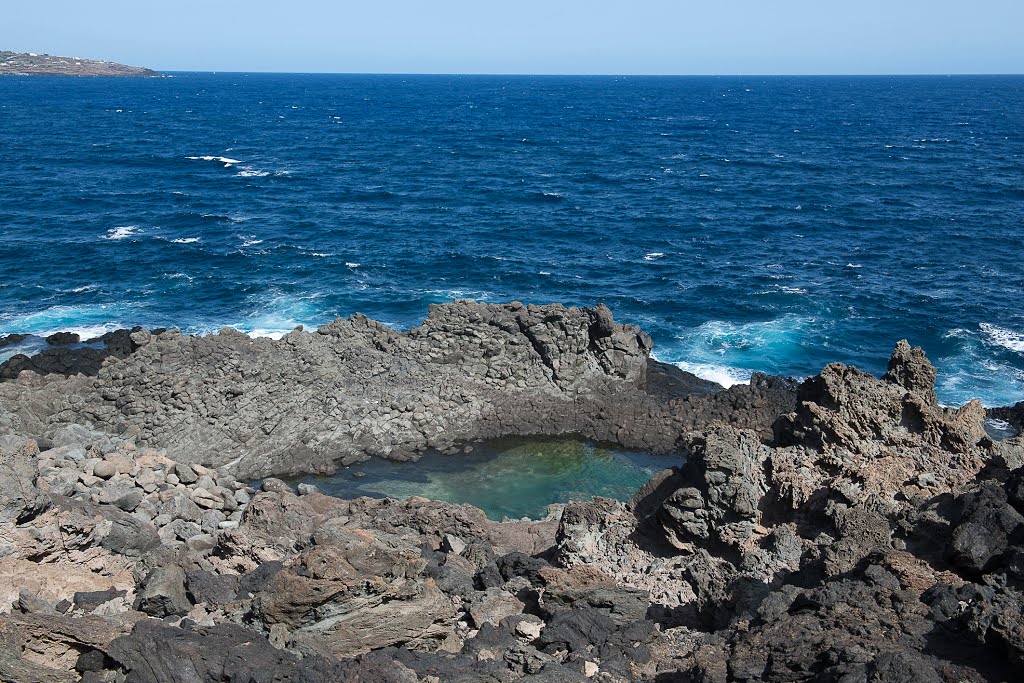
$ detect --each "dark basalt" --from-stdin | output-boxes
[0,303,1021,682]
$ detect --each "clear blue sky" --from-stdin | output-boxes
[4,0,1023,74]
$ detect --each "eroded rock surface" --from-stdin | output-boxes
[0,307,1022,682]
[0,302,796,479]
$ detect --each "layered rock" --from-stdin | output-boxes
[0,302,797,479]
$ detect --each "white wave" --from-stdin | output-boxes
[0,303,141,341]
[671,360,751,388]
[980,323,1024,354]
[186,155,243,166]
[70,285,97,293]
[539,271,551,276]
[244,328,293,340]
[102,226,141,240]
[425,289,491,302]
[778,286,807,294]
[309,252,333,257]
[846,263,862,268]
[236,170,271,178]
[643,252,665,261]
[170,237,200,244]
[345,262,361,268]
[239,235,264,247]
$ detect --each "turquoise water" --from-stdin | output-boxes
[294,436,675,520]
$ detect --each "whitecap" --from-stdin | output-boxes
[345,262,361,268]
[239,235,264,247]
[846,263,862,268]
[186,155,243,166]
[236,170,271,178]
[425,289,491,302]
[643,252,665,261]
[170,237,200,244]
[309,252,333,257]
[102,226,141,240]
[980,323,1024,354]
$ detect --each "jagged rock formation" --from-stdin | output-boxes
[0,304,1021,682]
[0,302,797,479]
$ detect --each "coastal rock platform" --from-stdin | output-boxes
[0,301,796,479]
[0,302,1021,682]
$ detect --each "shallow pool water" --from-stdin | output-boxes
[294,436,678,520]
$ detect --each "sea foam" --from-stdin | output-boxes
[186,155,243,166]
[980,323,1024,354]
[102,226,141,240]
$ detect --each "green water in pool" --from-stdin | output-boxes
[293,436,679,520]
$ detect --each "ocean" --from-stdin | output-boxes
[1,73,1022,407]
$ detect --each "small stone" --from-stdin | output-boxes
[515,618,544,640]
[261,478,291,494]
[100,487,144,512]
[136,566,190,617]
[93,461,117,479]
[175,463,198,485]
[186,534,217,553]
[296,483,318,496]
[441,533,467,556]
[191,487,224,510]
[584,661,599,677]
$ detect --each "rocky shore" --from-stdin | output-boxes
[0,302,1021,682]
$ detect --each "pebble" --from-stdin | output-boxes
[93,461,117,479]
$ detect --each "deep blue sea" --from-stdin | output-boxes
[1,74,1022,406]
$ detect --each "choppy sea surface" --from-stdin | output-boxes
[1,74,1022,407]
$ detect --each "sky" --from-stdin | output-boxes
[4,0,1023,75]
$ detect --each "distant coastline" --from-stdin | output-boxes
[0,50,160,77]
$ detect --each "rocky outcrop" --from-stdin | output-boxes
[0,302,797,479]
[0,329,145,381]
[1,307,1022,682]
[554,340,1024,679]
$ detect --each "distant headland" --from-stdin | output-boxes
[0,50,160,77]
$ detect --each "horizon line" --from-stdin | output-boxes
[152,70,1024,77]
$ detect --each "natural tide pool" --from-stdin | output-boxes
[293,436,677,520]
